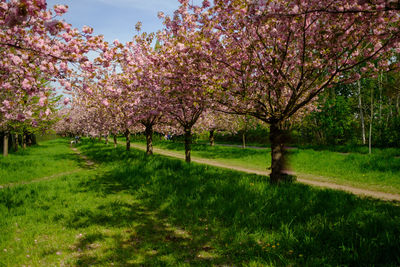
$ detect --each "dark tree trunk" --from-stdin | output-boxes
[26,134,32,147]
[13,133,18,152]
[145,124,153,155]
[125,130,131,151]
[31,134,37,146]
[209,130,215,146]
[22,133,27,149]
[357,80,366,145]
[369,84,373,154]
[105,135,109,145]
[113,134,117,148]
[3,133,9,157]
[269,122,288,184]
[184,127,192,163]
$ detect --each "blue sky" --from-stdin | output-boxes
[46,0,202,44]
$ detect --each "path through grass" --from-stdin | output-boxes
[126,139,400,194]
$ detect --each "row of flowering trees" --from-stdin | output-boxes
[34,0,400,183]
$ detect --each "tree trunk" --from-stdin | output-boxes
[369,84,374,154]
[242,133,246,149]
[31,134,37,146]
[26,134,32,147]
[125,130,130,151]
[378,72,383,141]
[209,130,215,146]
[145,124,153,155]
[105,135,109,145]
[13,133,18,152]
[184,127,192,163]
[3,133,9,157]
[113,134,117,148]
[22,133,26,149]
[269,122,287,184]
[357,80,366,145]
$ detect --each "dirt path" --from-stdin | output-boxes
[127,143,400,202]
[0,147,94,189]
[70,146,95,167]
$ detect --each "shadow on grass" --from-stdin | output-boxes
[70,140,400,266]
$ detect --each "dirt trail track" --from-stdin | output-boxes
[128,143,400,202]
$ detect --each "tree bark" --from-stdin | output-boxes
[3,133,9,157]
[184,127,192,163]
[13,133,18,152]
[269,122,287,184]
[22,133,26,149]
[378,72,383,141]
[369,84,374,154]
[145,124,153,155]
[113,134,117,148]
[242,116,248,149]
[357,80,366,145]
[31,134,37,146]
[209,130,215,146]
[105,135,109,145]
[125,130,131,151]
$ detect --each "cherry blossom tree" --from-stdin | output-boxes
[196,0,400,183]
[1,0,101,155]
[157,4,216,163]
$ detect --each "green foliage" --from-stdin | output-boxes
[292,72,400,148]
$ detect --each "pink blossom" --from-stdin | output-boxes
[22,79,31,90]
[54,5,68,15]
[2,100,11,109]
[39,96,47,107]
[82,26,93,34]
[44,20,60,35]
[102,99,109,106]
[176,43,185,51]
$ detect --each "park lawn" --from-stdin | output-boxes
[1,139,400,266]
[126,139,400,194]
[0,139,82,185]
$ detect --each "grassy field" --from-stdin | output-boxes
[1,139,399,266]
[125,138,400,194]
[0,139,82,185]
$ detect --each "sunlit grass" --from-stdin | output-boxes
[0,139,81,185]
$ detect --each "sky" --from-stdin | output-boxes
[46,0,202,44]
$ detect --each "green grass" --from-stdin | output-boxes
[124,138,400,194]
[1,139,400,266]
[0,139,82,185]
